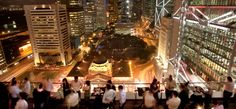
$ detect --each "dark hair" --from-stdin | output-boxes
[85,80,90,86]
[11,77,17,86]
[11,80,17,86]
[39,83,43,89]
[227,76,233,82]
[169,75,173,81]
[106,84,112,90]
[107,80,112,84]
[24,77,28,81]
[152,78,157,84]
[63,78,68,82]
[180,83,185,89]
[172,91,178,97]
[19,92,28,100]
[74,76,78,80]
[118,85,123,90]
[212,99,221,105]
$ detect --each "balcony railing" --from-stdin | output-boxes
[1,81,235,99]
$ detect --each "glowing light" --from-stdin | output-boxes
[77,66,81,70]
[128,61,133,78]
[197,106,203,109]
[42,4,46,8]
[14,62,19,65]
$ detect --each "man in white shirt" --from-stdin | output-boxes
[70,76,82,98]
[9,80,22,109]
[44,78,53,92]
[166,91,181,109]
[118,85,126,109]
[65,90,80,109]
[164,75,177,99]
[23,77,31,96]
[15,92,28,109]
[102,84,116,109]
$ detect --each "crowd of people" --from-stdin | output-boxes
[0,75,234,109]
[141,75,235,109]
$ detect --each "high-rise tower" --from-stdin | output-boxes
[24,3,72,66]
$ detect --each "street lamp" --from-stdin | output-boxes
[129,61,133,78]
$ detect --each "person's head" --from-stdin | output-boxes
[172,91,178,97]
[85,80,90,86]
[152,78,157,84]
[62,78,68,83]
[11,77,16,82]
[38,83,43,89]
[11,80,17,86]
[227,76,233,82]
[67,89,73,94]
[24,77,28,82]
[11,77,17,85]
[118,85,123,91]
[107,80,112,84]
[19,92,27,100]
[212,99,221,106]
[74,76,78,81]
[193,86,198,92]
[169,75,173,81]
[180,83,185,90]
[106,83,112,90]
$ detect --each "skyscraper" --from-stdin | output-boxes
[117,0,133,23]
[95,0,107,29]
[67,0,85,37]
[156,0,181,78]
[24,3,72,66]
[84,0,96,35]
[142,0,155,20]
[0,41,7,74]
[178,0,236,81]
[107,0,118,24]
[132,0,143,22]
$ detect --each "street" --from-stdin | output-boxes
[0,58,34,82]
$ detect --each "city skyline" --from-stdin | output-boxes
[0,0,235,84]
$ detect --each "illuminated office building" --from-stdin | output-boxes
[178,0,236,81]
[68,9,85,37]
[0,41,7,75]
[66,0,85,37]
[132,0,143,22]
[142,0,155,20]
[68,0,83,7]
[24,3,72,66]
[117,0,133,23]
[95,0,107,29]
[0,31,30,75]
[107,0,118,24]
[84,0,96,34]
[155,0,180,78]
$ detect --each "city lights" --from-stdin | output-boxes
[0,0,235,108]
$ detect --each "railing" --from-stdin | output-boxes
[2,81,235,99]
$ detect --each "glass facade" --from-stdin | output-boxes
[189,0,236,6]
[182,22,236,81]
